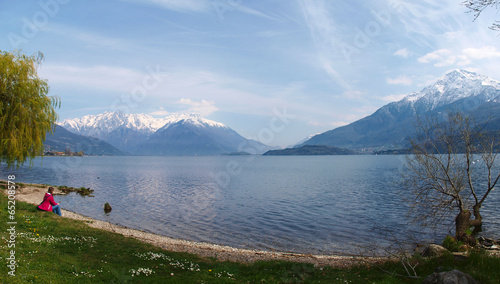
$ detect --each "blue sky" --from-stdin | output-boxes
[2,0,500,146]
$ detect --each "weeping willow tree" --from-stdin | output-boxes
[0,50,60,168]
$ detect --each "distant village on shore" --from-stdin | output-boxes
[44,146,84,157]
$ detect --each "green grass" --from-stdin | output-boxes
[1,193,500,283]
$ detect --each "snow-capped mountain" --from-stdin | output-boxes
[60,111,168,136]
[60,112,228,135]
[399,69,500,113]
[303,69,500,151]
[60,112,167,152]
[136,117,263,156]
[59,112,270,155]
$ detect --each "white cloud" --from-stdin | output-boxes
[394,48,410,58]
[462,46,500,59]
[418,48,456,67]
[341,90,365,99]
[392,0,466,47]
[381,94,407,102]
[320,58,351,89]
[125,0,277,21]
[418,46,500,68]
[307,121,321,126]
[386,75,413,85]
[47,24,130,50]
[456,55,471,66]
[300,0,351,89]
[125,0,211,13]
[150,107,170,117]
[176,98,218,116]
[40,64,267,115]
[39,64,144,92]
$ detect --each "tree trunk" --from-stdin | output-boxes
[455,210,476,245]
[471,204,483,234]
[455,210,470,237]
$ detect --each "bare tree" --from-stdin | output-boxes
[403,112,500,245]
[463,0,500,31]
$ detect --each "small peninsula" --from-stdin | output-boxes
[263,145,356,156]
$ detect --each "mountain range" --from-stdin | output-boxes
[49,69,500,156]
[302,69,500,151]
[58,112,271,156]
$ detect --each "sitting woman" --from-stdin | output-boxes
[37,187,62,216]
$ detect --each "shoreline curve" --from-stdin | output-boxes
[2,181,386,267]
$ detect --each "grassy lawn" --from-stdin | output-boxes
[1,193,499,283]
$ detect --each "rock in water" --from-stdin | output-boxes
[104,202,112,213]
[422,269,479,284]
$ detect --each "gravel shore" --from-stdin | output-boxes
[3,181,382,267]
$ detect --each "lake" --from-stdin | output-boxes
[3,155,500,255]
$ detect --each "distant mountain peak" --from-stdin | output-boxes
[303,69,500,151]
[444,69,479,80]
[438,69,500,89]
[161,113,228,128]
[400,69,500,110]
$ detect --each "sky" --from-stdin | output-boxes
[2,0,500,147]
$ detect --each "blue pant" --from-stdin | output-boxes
[52,205,61,216]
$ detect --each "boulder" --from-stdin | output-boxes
[104,202,112,213]
[422,269,479,284]
[422,244,449,257]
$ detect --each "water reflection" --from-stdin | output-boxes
[3,155,499,255]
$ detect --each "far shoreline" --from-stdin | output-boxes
[1,180,387,267]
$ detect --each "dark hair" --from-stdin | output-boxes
[48,187,54,193]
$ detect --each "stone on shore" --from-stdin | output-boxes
[478,237,500,251]
[422,244,449,257]
[422,269,479,284]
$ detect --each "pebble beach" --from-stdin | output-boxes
[2,181,382,267]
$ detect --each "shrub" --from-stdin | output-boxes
[443,235,465,252]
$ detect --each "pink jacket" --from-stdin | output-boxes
[37,193,58,211]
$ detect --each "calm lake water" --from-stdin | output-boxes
[3,155,500,255]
